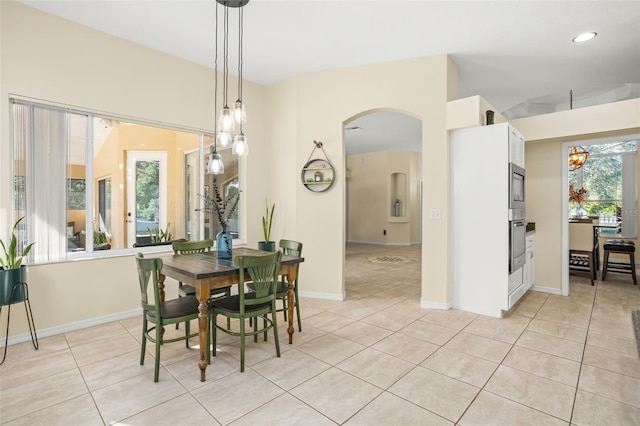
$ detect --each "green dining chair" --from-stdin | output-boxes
[135,253,199,382]
[276,239,303,332]
[248,239,303,332]
[172,239,231,329]
[207,251,282,372]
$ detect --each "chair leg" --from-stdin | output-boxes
[602,250,610,281]
[631,252,637,285]
[263,316,268,341]
[588,252,594,286]
[211,313,218,362]
[281,297,288,321]
[154,323,162,382]
[294,284,302,332]
[140,318,147,366]
[225,288,231,330]
[239,315,246,373]
[272,307,280,358]
[185,319,190,348]
[253,316,258,343]
[176,284,183,330]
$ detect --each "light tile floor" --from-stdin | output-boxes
[1,243,640,425]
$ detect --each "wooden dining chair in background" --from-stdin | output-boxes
[172,239,231,329]
[569,221,598,285]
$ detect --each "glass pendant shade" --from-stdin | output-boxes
[217,130,232,147]
[218,107,235,132]
[233,99,247,124]
[232,133,249,156]
[207,151,225,175]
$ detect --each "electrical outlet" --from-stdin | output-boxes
[430,209,441,220]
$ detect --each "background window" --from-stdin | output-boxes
[10,98,243,261]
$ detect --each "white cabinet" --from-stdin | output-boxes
[509,126,525,168]
[524,233,535,290]
[451,122,527,318]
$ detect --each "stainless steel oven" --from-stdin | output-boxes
[509,163,525,210]
[509,208,526,273]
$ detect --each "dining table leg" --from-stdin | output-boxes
[197,297,208,381]
[287,276,295,344]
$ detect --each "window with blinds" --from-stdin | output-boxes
[10,98,242,262]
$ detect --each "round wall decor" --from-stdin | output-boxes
[301,141,335,192]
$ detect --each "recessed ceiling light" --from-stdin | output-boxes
[572,32,597,43]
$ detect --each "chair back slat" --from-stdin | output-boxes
[236,251,282,309]
[279,239,303,257]
[135,253,163,316]
[172,239,213,255]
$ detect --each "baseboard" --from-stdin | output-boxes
[299,290,346,301]
[530,285,563,295]
[347,240,417,246]
[420,300,452,310]
[1,308,142,347]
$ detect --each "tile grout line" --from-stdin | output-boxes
[567,277,598,425]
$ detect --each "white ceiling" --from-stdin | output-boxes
[19,0,640,155]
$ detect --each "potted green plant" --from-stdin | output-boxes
[0,216,35,305]
[258,199,276,252]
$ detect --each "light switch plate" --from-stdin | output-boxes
[430,209,441,220]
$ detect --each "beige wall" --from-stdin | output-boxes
[0,2,457,337]
[346,150,421,245]
[265,57,457,304]
[5,1,636,341]
[0,2,267,337]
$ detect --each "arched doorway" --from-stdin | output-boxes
[343,110,423,300]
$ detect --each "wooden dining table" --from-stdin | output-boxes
[156,247,304,381]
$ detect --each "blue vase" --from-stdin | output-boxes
[216,229,233,259]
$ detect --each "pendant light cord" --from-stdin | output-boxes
[213,1,219,151]
[237,7,243,103]
[237,6,244,133]
[570,89,573,110]
[223,5,229,108]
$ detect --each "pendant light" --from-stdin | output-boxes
[232,5,247,125]
[569,146,589,171]
[567,90,589,171]
[207,1,224,175]
[231,1,249,156]
[207,144,225,174]
[215,0,249,155]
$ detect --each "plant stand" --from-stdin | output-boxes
[1,281,38,364]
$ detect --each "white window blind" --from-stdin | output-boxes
[11,99,82,262]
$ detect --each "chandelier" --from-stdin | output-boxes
[568,146,589,171]
[207,0,249,175]
[566,91,589,171]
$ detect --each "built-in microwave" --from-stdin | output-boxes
[509,163,525,210]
